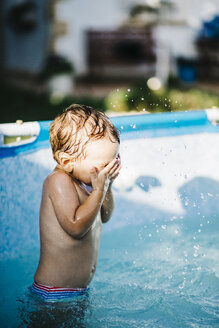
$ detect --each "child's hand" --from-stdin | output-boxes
[108,154,122,186]
[90,156,121,192]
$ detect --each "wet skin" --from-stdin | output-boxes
[34,137,121,288]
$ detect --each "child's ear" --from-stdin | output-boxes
[59,153,74,173]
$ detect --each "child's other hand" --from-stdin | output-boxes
[108,154,122,185]
[90,156,121,192]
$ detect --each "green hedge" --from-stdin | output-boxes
[105,79,219,113]
[1,80,218,123]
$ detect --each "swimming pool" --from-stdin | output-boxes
[1,110,219,327]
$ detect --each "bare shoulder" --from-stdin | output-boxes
[45,170,73,184]
[43,170,77,197]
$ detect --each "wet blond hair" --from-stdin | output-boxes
[49,104,120,163]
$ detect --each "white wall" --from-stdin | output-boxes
[54,0,219,76]
[55,0,130,75]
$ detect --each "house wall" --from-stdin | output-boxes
[54,0,219,76]
[2,0,219,76]
[54,0,129,75]
[155,0,219,59]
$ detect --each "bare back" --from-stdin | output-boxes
[34,170,102,288]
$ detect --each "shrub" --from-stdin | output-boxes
[105,79,219,113]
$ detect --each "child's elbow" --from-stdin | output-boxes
[71,230,86,240]
[71,233,84,240]
[70,219,88,240]
[101,208,112,223]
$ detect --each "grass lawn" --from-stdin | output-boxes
[0,80,218,124]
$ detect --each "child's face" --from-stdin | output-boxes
[73,137,120,185]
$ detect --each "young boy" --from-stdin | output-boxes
[31,104,121,301]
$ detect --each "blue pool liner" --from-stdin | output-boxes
[0,110,219,158]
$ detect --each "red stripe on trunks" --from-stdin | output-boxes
[33,282,86,292]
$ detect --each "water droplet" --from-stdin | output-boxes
[161,225,167,230]
[178,281,185,289]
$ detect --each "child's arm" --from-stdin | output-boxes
[101,185,114,223]
[47,159,118,239]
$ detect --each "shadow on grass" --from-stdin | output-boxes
[0,82,106,123]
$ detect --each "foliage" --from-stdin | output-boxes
[1,79,218,124]
[105,79,219,113]
[40,55,74,81]
[130,4,158,17]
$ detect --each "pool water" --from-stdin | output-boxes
[1,212,219,328]
[1,111,219,327]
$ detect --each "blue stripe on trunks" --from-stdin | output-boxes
[30,282,88,301]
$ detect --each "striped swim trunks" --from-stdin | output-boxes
[30,281,88,301]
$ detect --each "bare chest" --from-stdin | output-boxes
[74,181,93,204]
